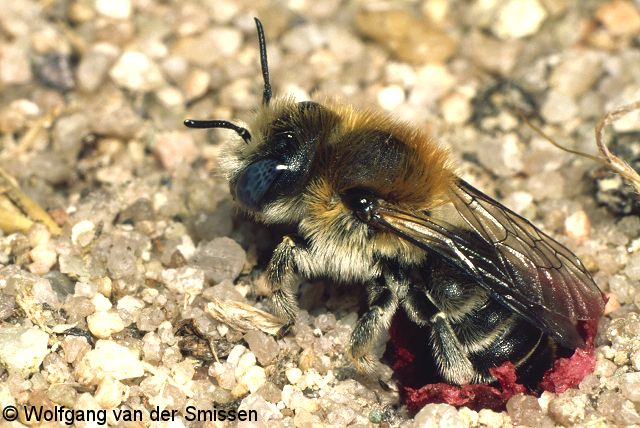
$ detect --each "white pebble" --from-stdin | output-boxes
[75,281,98,298]
[377,85,406,111]
[91,293,112,311]
[95,0,131,19]
[505,191,534,213]
[71,220,96,247]
[241,366,267,394]
[156,86,184,108]
[440,91,472,124]
[235,352,257,379]
[493,0,548,39]
[0,326,50,376]
[29,243,57,275]
[116,295,144,314]
[286,367,303,385]
[110,51,164,91]
[564,210,591,242]
[31,277,60,308]
[541,90,578,123]
[631,349,640,371]
[77,340,145,384]
[226,344,247,366]
[160,266,204,298]
[621,372,640,402]
[87,311,125,339]
[210,362,236,390]
[94,376,128,408]
[607,87,640,133]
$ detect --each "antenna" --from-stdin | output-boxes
[183,18,273,142]
[254,17,272,105]
[183,119,252,143]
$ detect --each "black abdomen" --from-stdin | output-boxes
[402,254,558,387]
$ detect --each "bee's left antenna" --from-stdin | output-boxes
[183,18,272,141]
[183,119,252,143]
[254,17,272,105]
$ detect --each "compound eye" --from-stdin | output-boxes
[234,159,284,209]
[342,188,377,222]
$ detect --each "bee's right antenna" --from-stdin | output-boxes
[254,17,272,105]
[183,119,252,143]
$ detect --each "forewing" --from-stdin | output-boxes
[374,179,604,349]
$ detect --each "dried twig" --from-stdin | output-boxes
[594,101,640,194]
[521,101,640,194]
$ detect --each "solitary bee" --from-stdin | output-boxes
[185,19,605,387]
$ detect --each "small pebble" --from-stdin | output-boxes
[411,403,463,427]
[286,367,303,385]
[191,238,246,283]
[620,372,640,402]
[377,85,406,111]
[564,210,591,242]
[550,51,602,97]
[94,376,128,408]
[235,351,257,379]
[440,91,472,124]
[240,366,267,394]
[47,383,77,408]
[71,220,96,247]
[160,266,204,300]
[76,340,145,384]
[0,44,32,85]
[210,362,236,390]
[109,51,164,91]
[356,9,456,64]
[116,295,144,314]
[239,394,282,423]
[547,391,588,425]
[0,326,49,376]
[478,408,511,427]
[31,276,60,308]
[154,131,199,169]
[226,344,247,366]
[77,43,119,92]
[95,0,132,19]
[87,311,125,338]
[506,394,554,427]
[541,90,579,123]
[91,293,112,311]
[61,336,91,365]
[243,330,279,366]
[493,0,548,39]
[595,0,640,36]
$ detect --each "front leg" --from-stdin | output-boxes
[349,274,400,373]
[267,235,313,326]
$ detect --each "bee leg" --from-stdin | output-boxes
[349,276,399,373]
[427,312,476,385]
[266,235,309,327]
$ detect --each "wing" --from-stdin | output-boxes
[371,178,605,349]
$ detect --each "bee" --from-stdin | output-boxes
[185,18,605,387]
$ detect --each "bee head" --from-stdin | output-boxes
[185,18,338,218]
[229,99,337,212]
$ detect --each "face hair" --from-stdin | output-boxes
[182,17,273,142]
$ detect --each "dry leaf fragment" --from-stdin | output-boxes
[205,297,285,336]
[0,167,61,235]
